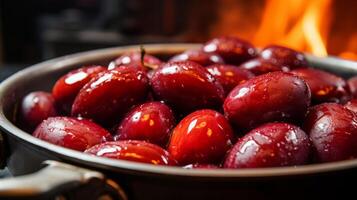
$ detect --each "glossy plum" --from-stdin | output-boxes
[85,140,176,165]
[224,72,311,131]
[203,36,257,65]
[20,91,57,130]
[150,61,225,113]
[291,68,350,104]
[224,123,310,168]
[71,66,149,125]
[168,109,234,165]
[52,66,106,112]
[239,58,284,75]
[303,103,357,162]
[21,39,357,169]
[169,49,224,66]
[207,64,255,95]
[33,117,112,151]
[115,102,176,147]
[260,45,308,69]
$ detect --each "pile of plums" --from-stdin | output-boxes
[19,36,357,169]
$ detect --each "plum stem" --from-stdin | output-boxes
[140,45,146,67]
[140,46,158,70]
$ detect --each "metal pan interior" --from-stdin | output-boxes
[1,43,357,179]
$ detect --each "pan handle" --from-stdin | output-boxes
[0,160,128,200]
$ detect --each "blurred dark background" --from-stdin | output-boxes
[0,0,216,80]
[0,0,356,81]
[0,0,217,63]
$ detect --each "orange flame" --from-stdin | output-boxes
[253,0,331,57]
[339,33,357,61]
[301,0,330,56]
[210,0,357,60]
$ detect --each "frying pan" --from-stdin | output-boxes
[0,44,357,200]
